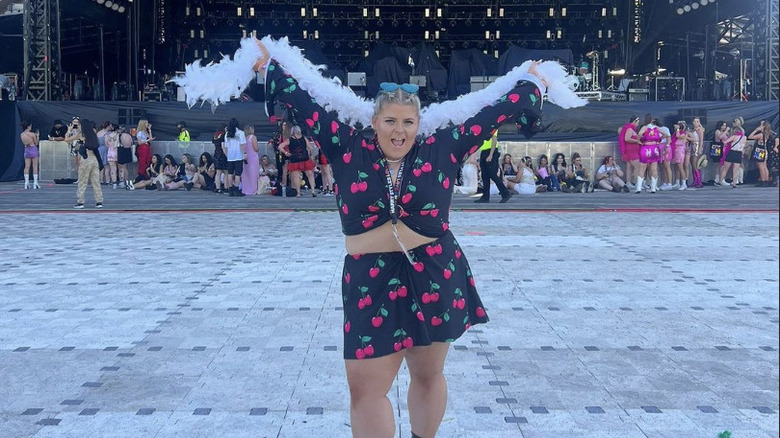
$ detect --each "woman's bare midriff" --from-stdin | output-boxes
[346,220,437,255]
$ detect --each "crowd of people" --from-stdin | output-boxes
[20,111,778,207]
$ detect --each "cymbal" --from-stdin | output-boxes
[585,50,599,58]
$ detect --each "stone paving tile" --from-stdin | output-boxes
[0,211,777,437]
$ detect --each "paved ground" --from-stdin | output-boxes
[0,182,778,438]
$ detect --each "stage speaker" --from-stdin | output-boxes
[117,108,147,127]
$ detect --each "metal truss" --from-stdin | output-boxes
[23,0,62,100]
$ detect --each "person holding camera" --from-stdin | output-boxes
[566,152,591,193]
[596,156,628,192]
[504,156,545,194]
[73,119,104,208]
[63,117,83,177]
[748,120,772,186]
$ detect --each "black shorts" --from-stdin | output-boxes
[227,160,244,176]
[117,148,133,165]
[725,149,743,164]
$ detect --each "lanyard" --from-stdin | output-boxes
[382,159,405,225]
[381,155,415,265]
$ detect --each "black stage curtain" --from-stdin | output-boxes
[498,45,575,75]
[447,49,498,99]
[0,100,21,182]
[410,43,448,94]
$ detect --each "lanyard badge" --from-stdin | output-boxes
[382,158,415,266]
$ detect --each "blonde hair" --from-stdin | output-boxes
[374,89,421,117]
[136,119,149,133]
[290,125,302,136]
[244,125,254,135]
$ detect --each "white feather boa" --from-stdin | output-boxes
[171,36,587,135]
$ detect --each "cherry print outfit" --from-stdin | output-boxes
[265,60,542,359]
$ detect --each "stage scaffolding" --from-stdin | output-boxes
[23,0,62,101]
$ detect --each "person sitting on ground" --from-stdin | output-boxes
[551,152,568,191]
[258,154,277,193]
[453,151,479,195]
[155,154,180,190]
[535,154,559,191]
[501,153,517,178]
[191,152,216,191]
[595,156,628,192]
[565,152,590,193]
[133,154,162,190]
[504,156,545,194]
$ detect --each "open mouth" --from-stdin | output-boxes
[391,138,405,147]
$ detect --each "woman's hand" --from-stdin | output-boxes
[252,38,271,74]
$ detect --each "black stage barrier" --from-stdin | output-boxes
[2,99,778,181]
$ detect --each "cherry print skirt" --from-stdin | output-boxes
[341,230,489,360]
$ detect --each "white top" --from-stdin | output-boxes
[224,129,247,161]
[518,167,535,186]
[136,131,149,144]
[597,164,620,177]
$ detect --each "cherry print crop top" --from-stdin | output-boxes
[264,60,542,237]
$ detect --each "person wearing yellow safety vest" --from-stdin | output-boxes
[176,121,191,142]
[475,129,512,203]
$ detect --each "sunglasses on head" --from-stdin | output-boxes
[379,82,419,94]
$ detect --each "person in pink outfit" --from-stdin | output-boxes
[618,115,641,188]
[241,125,260,195]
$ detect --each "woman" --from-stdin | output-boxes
[96,121,111,184]
[192,152,216,190]
[63,117,83,178]
[504,156,543,194]
[212,123,228,194]
[104,124,120,189]
[500,154,517,178]
[618,115,641,188]
[156,154,180,190]
[670,121,689,190]
[596,156,627,192]
[221,118,247,197]
[258,154,277,193]
[132,154,163,190]
[635,114,662,193]
[768,132,780,187]
[273,121,292,194]
[535,154,559,192]
[719,117,746,188]
[688,116,705,188]
[117,126,135,190]
[713,121,731,185]
[657,120,673,190]
[241,125,261,195]
[20,121,40,189]
[135,119,155,180]
[317,141,334,196]
[453,152,479,195]
[748,121,772,186]
[73,119,104,208]
[174,35,583,438]
[551,152,568,191]
[565,152,590,193]
[279,125,317,197]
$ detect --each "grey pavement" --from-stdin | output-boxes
[0,183,778,438]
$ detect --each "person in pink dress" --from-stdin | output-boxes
[241,125,260,195]
[618,115,641,189]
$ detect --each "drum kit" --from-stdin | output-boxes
[573,50,601,91]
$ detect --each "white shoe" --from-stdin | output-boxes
[659,183,671,191]
[24,182,29,189]
[670,183,679,190]
[113,183,118,189]
[678,182,687,191]
[33,183,40,189]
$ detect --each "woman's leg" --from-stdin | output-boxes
[758,162,769,182]
[598,179,613,191]
[635,162,647,193]
[731,163,741,187]
[345,352,405,438]
[291,171,302,196]
[304,170,317,195]
[719,163,731,183]
[109,162,117,187]
[322,165,333,191]
[32,157,40,188]
[662,161,672,186]
[214,170,223,191]
[24,157,31,188]
[406,343,450,438]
